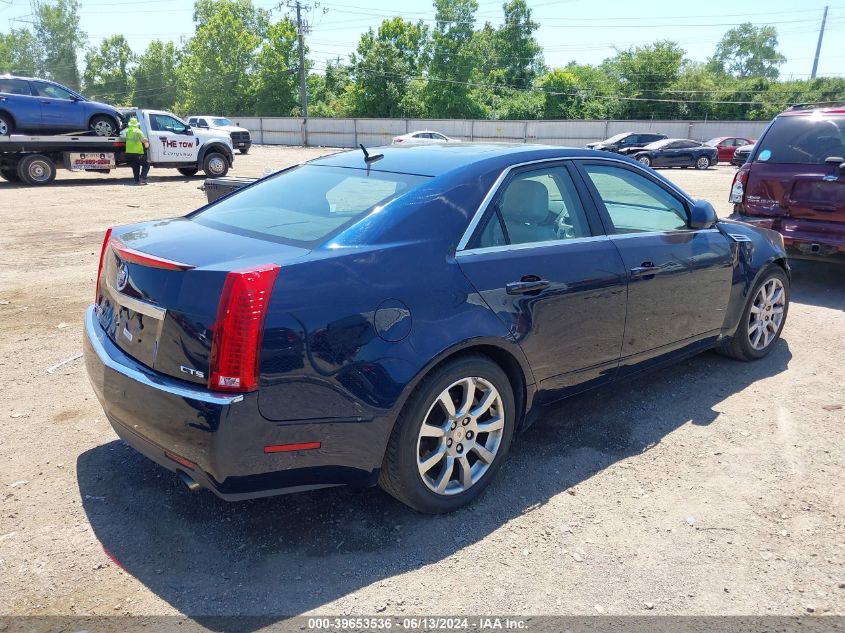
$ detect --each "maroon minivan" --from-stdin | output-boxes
[729,105,845,260]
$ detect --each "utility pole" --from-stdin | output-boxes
[811,5,828,79]
[292,0,309,119]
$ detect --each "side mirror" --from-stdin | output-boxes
[184,127,194,136]
[690,200,717,229]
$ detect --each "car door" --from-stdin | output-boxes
[456,161,628,399]
[30,80,86,131]
[575,160,734,369]
[147,112,198,163]
[0,78,41,131]
[675,141,701,166]
[718,139,735,162]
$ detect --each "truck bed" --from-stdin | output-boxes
[0,133,124,153]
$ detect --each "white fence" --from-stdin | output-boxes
[228,117,770,148]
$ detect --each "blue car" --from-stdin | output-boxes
[0,75,123,136]
[84,144,790,513]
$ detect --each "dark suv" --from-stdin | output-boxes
[586,132,667,153]
[729,105,845,260]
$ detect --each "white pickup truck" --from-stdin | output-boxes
[120,108,234,177]
[0,108,234,186]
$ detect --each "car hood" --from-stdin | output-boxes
[193,128,234,147]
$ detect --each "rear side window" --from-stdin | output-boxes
[756,115,845,164]
[0,78,32,95]
[192,165,430,245]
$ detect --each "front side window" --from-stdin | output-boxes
[192,165,429,245]
[0,78,32,95]
[583,164,688,234]
[476,166,591,248]
[32,81,74,100]
[756,115,845,164]
[150,114,188,133]
[212,118,234,126]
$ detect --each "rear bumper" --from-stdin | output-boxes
[729,212,845,258]
[83,306,381,500]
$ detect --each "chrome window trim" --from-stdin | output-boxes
[609,228,720,241]
[85,306,243,406]
[455,155,696,254]
[456,235,609,258]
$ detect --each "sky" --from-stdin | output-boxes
[1,0,843,79]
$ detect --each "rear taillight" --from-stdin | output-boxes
[95,227,113,302]
[394,137,403,143]
[729,167,749,205]
[209,264,280,393]
[109,238,195,271]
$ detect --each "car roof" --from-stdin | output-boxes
[309,143,632,177]
[780,106,845,117]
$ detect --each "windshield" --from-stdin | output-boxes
[644,139,671,150]
[192,165,430,246]
[755,114,845,164]
[212,118,234,126]
[603,133,629,144]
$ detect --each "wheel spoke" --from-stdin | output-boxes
[770,287,784,306]
[455,378,475,417]
[457,456,472,490]
[750,304,762,315]
[434,456,455,493]
[476,415,504,434]
[469,388,496,419]
[420,423,446,438]
[762,326,771,347]
[472,443,495,464]
[418,447,446,476]
[437,391,456,418]
[772,305,784,315]
[752,326,764,348]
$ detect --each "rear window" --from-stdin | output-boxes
[0,78,32,95]
[755,114,845,164]
[192,165,430,246]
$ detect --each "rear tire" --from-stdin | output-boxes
[90,115,119,137]
[0,112,13,136]
[718,266,789,361]
[0,167,21,182]
[695,156,711,170]
[17,154,56,186]
[202,152,228,177]
[378,354,516,514]
[177,167,199,177]
[637,155,651,167]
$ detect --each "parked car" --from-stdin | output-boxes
[0,74,123,137]
[586,132,667,153]
[629,138,719,170]
[730,104,845,260]
[188,115,251,154]
[85,144,790,514]
[392,130,459,144]
[732,143,755,167]
[705,136,755,163]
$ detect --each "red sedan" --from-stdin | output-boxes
[705,137,755,163]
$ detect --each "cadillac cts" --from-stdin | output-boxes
[84,144,790,514]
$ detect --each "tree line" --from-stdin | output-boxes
[1,0,843,121]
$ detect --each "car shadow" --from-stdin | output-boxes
[77,341,791,629]
[788,259,845,311]
[0,174,207,189]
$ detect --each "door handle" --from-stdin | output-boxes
[39,100,50,104]
[506,278,551,295]
[630,262,665,279]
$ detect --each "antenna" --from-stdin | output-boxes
[359,144,384,164]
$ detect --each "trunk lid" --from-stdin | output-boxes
[95,218,308,386]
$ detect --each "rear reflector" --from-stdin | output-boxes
[95,227,113,302]
[110,238,195,271]
[165,450,196,470]
[209,264,280,393]
[264,442,321,453]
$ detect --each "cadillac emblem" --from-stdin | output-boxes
[115,261,129,291]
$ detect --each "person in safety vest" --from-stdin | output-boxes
[124,117,150,185]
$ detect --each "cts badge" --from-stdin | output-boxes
[115,261,129,291]
[180,365,205,379]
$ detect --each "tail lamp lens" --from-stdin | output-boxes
[209,264,280,393]
[729,168,749,205]
[95,227,113,302]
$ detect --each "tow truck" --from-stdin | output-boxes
[0,108,234,186]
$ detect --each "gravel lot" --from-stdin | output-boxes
[1,146,843,621]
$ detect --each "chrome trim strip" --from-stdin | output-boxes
[456,234,609,257]
[609,228,721,241]
[85,306,243,405]
[106,278,166,320]
[455,155,697,255]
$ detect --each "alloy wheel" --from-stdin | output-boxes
[93,119,115,136]
[638,156,651,167]
[0,119,8,136]
[696,156,710,169]
[208,156,226,175]
[416,376,505,496]
[748,277,785,350]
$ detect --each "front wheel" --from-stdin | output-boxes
[90,115,119,137]
[695,156,711,170]
[718,266,789,361]
[238,148,249,155]
[637,155,651,167]
[379,354,515,513]
[202,152,229,177]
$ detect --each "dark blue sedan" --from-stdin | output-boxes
[84,144,790,513]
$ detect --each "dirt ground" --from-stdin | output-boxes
[0,146,843,622]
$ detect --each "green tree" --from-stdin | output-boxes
[131,40,181,110]
[31,0,86,90]
[0,29,39,75]
[494,0,542,90]
[83,35,136,105]
[604,41,687,118]
[309,58,351,117]
[424,0,483,118]
[709,23,785,80]
[253,17,300,116]
[179,0,267,114]
[346,17,429,117]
